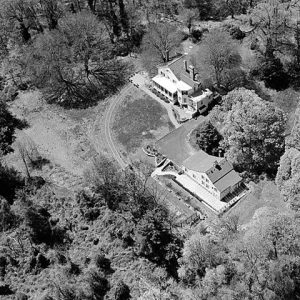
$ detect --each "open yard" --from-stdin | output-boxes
[225,180,289,225]
[112,91,174,157]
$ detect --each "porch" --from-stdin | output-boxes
[152,75,178,103]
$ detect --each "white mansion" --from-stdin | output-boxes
[152,54,213,115]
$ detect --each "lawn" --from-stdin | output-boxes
[225,180,289,225]
[112,92,174,155]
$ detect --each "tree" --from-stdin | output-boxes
[114,281,131,300]
[0,0,43,42]
[222,0,245,19]
[219,88,286,176]
[276,148,300,211]
[0,164,24,203]
[184,0,213,20]
[252,55,289,90]
[190,121,222,155]
[141,22,183,75]
[197,29,241,87]
[0,100,23,155]
[39,0,64,30]
[87,157,125,210]
[95,253,111,274]
[134,206,182,277]
[0,197,16,231]
[179,8,199,34]
[26,11,130,108]
[87,270,110,300]
[178,232,224,283]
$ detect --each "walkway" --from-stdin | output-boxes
[131,73,181,128]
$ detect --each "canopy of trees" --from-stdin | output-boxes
[25,11,130,108]
[211,88,286,177]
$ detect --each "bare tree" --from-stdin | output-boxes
[141,22,183,75]
[16,141,30,179]
[197,29,241,87]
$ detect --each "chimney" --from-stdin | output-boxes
[189,65,195,80]
[183,60,188,72]
[218,149,222,157]
[214,161,222,170]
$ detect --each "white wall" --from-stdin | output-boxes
[182,167,220,200]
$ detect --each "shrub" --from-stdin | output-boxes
[190,121,222,155]
[229,26,245,40]
[191,28,203,42]
[251,57,289,91]
[95,254,111,274]
[0,198,16,231]
[114,281,131,300]
[76,190,104,221]
[87,270,110,299]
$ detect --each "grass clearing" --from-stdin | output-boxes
[112,93,174,155]
[225,180,289,225]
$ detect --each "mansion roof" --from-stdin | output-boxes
[183,151,242,193]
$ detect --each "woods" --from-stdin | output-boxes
[0,0,300,299]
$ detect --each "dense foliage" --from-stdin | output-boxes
[0,0,300,299]
[211,88,286,177]
[190,121,222,156]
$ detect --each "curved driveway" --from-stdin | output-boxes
[103,84,131,169]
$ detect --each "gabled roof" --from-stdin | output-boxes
[183,150,242,192]
[167,55,199,85]
[167,55,187,79]
[177,80,192,91]
[206,159,233,184]
[214,170,242,193]
[183,151,223,173]
[181,73,198,87]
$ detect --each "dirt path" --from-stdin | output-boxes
[103,84,132,169]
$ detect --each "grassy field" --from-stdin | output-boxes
[112,92,174,156]
[225,180,289,225]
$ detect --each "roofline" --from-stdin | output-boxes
[207,168,232,184]
[167,54,186,67]
[182,154,223,173]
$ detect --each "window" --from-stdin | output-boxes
[206,184,209,188]
[193,174,196,178]
[201,175,204,179]
[206,178,209,183]
[201,181,205,185]
[182,91,188,95]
